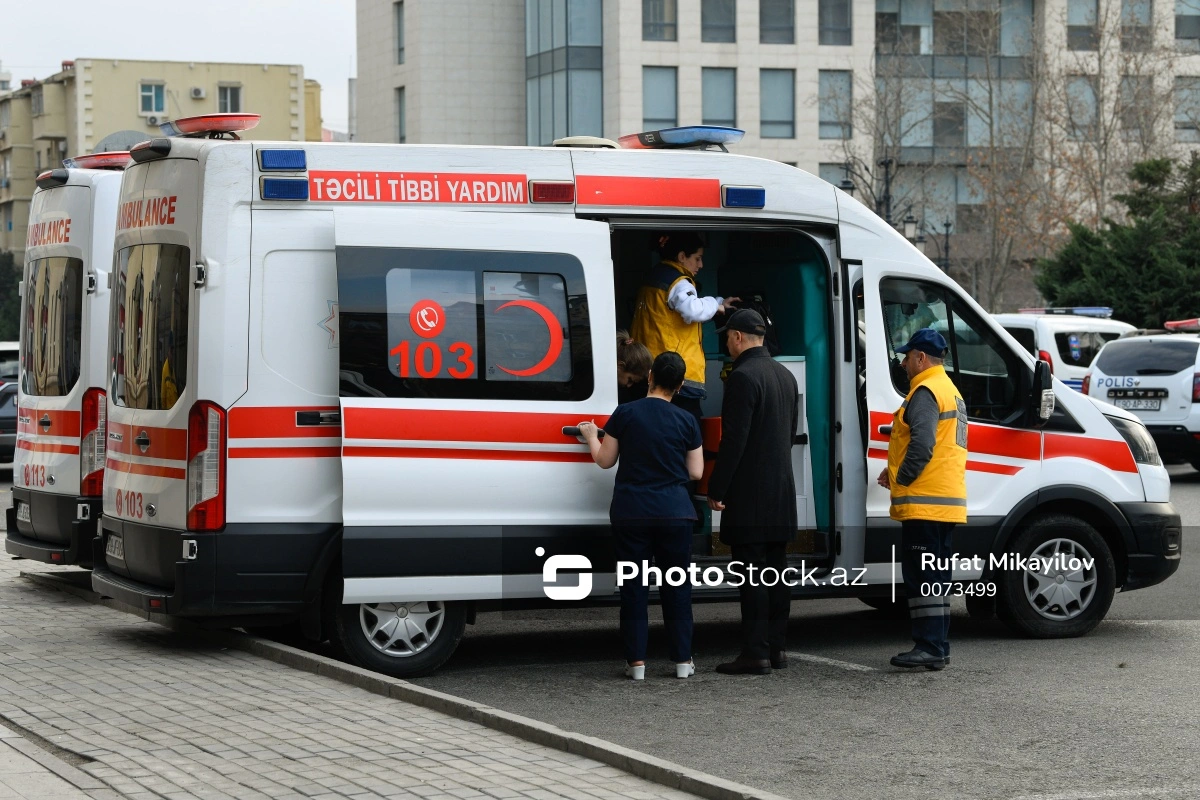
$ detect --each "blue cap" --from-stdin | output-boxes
[896,327,948,358]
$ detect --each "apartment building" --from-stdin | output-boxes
[1,58,319,259]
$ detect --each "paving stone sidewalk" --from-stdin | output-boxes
[0,552,703,800]
[0,729,91,800]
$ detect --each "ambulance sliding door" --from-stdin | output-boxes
[333,209,618,603]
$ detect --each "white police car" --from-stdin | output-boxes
[1083,319,1200,468]
[994,308,1135,392]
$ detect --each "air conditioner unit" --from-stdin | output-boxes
[190,86,206,100]
[146,115,160,127]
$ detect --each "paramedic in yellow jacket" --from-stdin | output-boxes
[631,233,738,420]
[876,327,967,672]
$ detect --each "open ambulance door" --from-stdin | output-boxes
[331,208,620,613]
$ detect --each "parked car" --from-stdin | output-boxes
[994,308,1135,392]
[0,383,16,468]
[1083,319,1200,467]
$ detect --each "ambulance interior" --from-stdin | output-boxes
[609,227,834,565]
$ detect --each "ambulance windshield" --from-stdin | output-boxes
[21,256,84,397]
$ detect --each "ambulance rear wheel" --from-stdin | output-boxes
[996,514,1116,638]
[335,600,466,678]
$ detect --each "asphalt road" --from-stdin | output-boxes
[4,469,1197,800]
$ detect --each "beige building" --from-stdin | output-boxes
[356,0,874,172]
[1,58,320,259]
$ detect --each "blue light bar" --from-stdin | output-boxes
[723,185,766,209]
[619,126,746,149]
[1019,306,1113,318]
[259,149,308,171]
[261,178,309,201]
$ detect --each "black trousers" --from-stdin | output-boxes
[730,542,791,661]
[901,519,955,658]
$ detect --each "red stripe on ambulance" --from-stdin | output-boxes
[343,408,607,445]
[17,440,81,455]
[229,446,341,459]
[106,457,186,480]
[228,406,341,439]
[17,408,82,436]
[308,171,528,204]
[343,446,593,463]
[576,176,721,208]
[1044,432,1137,473]
[106,421,188,461]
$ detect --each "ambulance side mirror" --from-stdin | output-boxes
[1030,360,1055,427]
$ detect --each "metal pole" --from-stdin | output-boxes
[942,220,952,271]
[878,158,894,224]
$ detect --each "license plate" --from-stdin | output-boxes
[1114,398,1161,410]
[15,502,29,523]
[105,535,124,560]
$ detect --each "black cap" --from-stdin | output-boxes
[717,308,767,336]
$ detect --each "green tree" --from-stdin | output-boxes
[0,251,20,341]
[1036,154,1200,329]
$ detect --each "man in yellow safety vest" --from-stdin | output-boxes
[877,327,968,671]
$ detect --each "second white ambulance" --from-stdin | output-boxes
[86,115,1180,677]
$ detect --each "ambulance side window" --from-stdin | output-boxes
[880,278,1026,425]
[338,246,592,401]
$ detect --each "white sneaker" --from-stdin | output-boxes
[676,661,695,679]
[625,664,646,681]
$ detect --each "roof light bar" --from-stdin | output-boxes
[160,113,261,138]
[130,138,173,163]
[530,181,575,204]
[618,125,746,150]
[1018,306,1113,318]
[260,178,310,201]
[258,149,308,171]
[63,151,133,171]
[1164,319,1200,332]
[722,185,766,209]
[35,169,70,190]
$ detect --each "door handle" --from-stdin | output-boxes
[562,426,604,439]
[135,431,151,453]
[39,414,51,431]
[878,425,892,435]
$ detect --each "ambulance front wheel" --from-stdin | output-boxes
[334,600,467,678]
[996,514,1117,638]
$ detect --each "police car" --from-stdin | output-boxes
[994,308,1135,392]
[1084,319,1200,468]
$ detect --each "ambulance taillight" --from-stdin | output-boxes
[186,401,227,531]
[80,388,106,497]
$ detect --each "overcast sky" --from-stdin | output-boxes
[0,0,357,131]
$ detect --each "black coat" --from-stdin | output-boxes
[707,347,799,545]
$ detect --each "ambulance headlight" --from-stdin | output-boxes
[1107,415,1162,466]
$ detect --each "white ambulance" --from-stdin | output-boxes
[5,152,130,567]
[87,114,1180,677]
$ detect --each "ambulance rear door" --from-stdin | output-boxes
[333,208,618,604]
[104,157,200,551]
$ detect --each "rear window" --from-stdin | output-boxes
[1053,331,1120,369]
[1094,339,1199,376]
[1002,326,1037,355]
[108,244,190,410]
[21,257,84,397]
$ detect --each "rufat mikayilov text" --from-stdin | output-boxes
[922,553,1096,572]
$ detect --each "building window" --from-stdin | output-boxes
[218,85,241,114]
[702,0,737,42]
[818,70,852,139]
[760,69,795,138]
[1066,75,1098,140]
[819,0,851,45]
[876,0,931,54]
[526,0,604,145]
[1121,76,1153,139]
[643,67,677,129]
[140,83,165,114]
[1067,0,1098,49]
[31,87,43,116]
[818,163,849,186]
[702,68,737,126]
[1176,76,1200,140]
[762,0,795,43]
[934,8,999,55]
[396,87,406,143]
[1178,0,1200,49]
[395,1,406,64]
[1122,0,1152,50]
[643,0,678,40]
[933,102,966,147]
[0,80,9,91]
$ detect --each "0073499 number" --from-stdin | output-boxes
[921,582,997,597]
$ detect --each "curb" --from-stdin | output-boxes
[21,570,793,800]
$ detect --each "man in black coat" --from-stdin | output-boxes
[707,309,799,675]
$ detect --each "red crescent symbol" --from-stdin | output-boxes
[495,300,564,377]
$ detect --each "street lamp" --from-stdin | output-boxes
[839,161,856,197]
[902,211,918,241]
[941,219,952,270]
[877,157,895,224]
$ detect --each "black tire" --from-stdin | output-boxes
[859,596,910,618]
[334,599,466,678]
[964,592,996,620]
[1189,459,1200,472]
[996,514,1116,638]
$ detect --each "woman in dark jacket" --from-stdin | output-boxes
[578,351,703,680]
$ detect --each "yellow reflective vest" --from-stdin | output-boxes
[630,260,706,388]
[887,365,968,523]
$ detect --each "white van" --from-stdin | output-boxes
[5,153,129,566]
[86,115,1180,677]
[994,308,1135,392]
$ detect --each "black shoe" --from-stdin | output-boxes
[715,657,772,675]
[890,648,946,671]
[770,651,788,670]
